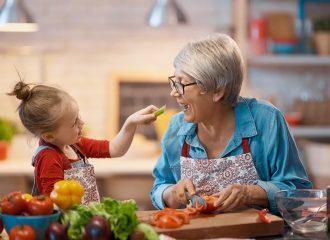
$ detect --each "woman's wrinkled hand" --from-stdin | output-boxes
[163,179,196,208]
[128,105,158,125]
[213,184,249,212]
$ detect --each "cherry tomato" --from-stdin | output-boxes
[258,209,272,224]
[9,225,36,240]
[0,191,26,215]
[27,195,54,216]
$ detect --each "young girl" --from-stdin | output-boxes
[9,81,158,204]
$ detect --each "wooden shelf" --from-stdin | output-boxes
[248,55,330,66]
[291,126,330,138]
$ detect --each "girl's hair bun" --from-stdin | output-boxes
[10,81,32,101]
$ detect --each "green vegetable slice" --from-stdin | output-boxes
[154,105,166,117]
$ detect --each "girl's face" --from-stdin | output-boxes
[170,69,214,123]
[51,100,84,147]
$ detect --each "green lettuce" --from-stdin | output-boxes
[61,198,141,240]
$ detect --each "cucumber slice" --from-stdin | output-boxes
[154,105,166,117]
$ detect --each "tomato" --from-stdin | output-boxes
[27,195,54,216]
[0,191,26,215]
[157,214,183,229]
[9,225,36,240]
[182,207,199,218]
[258,209,272,224]
[150,208,190,229]
[0,217,3,234]
[200,196,217,214]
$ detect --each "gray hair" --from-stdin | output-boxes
[174,33,244,106]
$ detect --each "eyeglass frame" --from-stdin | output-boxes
[168,75,198,95]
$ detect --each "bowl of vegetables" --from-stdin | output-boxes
[0,191,60,240]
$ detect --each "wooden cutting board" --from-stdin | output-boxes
[135,208,284,239]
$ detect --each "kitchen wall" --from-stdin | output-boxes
[0,0,232,139]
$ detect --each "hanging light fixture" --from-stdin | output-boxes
[0,0,38,32]
[147,0,188,28]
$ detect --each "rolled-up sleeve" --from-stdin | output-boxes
[150,140,176,209]
[257,109,312,213]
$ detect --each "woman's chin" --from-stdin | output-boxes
[183,112,194,122]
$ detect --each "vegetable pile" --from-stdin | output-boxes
[61,197,158,240]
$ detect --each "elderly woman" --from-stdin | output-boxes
[150,33,312,214]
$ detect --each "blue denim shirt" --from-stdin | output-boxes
[150,97,312,213]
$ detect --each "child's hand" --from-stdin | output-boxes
[128,105,158,125]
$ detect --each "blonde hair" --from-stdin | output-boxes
[8,81,73,136]
[174,33,244,106]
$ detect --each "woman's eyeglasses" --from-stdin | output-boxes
[168,76,197,95]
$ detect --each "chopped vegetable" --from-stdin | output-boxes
[258,208,272,224]
[150,208,189,229]
[50,180,84,210]
[154,105,166,117]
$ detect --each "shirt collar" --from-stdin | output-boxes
[234,97,258,138]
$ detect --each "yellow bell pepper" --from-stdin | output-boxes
[50,180,84,210]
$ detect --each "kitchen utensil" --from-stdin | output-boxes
[184,191,206,208]
[291,203,327,225]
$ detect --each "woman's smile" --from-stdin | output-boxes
[178,102,191,112]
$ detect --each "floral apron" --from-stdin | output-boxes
[180,138,259,196]
[31,145,100,204]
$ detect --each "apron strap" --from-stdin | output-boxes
[181,141,190,158]
[71,144,87,164]
[242,138,250,154]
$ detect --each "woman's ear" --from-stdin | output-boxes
[212,88,225,102]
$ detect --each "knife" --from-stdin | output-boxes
[185,191,206,208]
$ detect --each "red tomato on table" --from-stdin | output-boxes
[9,225,36,240]
[0,191,26,215]
[27,195,54,216]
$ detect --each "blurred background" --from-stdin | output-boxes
[0,0,329,210]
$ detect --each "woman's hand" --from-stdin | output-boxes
[213,184,268,212]
[213,184,249,212]
[163,179,196,209]
[127,105,158,125]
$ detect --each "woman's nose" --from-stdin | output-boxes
[170,88,180,97]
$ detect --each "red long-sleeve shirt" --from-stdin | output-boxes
[34,137,111,195]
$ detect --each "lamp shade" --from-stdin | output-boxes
[147,0,187,28]
[0,0,38,32]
